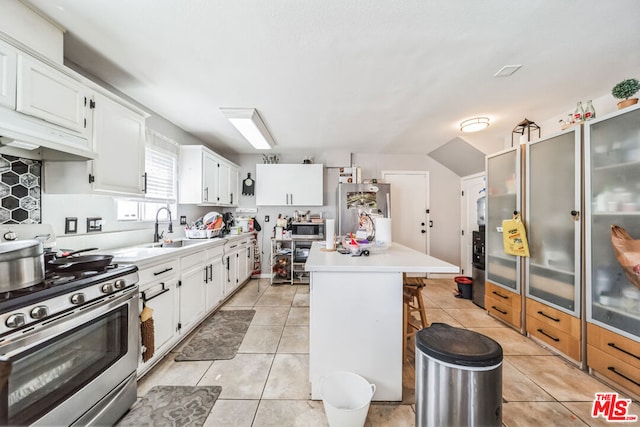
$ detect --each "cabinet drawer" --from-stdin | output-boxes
[486,293,521,329]
[527,315,581,361]
[486,282,520,310]
[138,260,179,286]
[588,344,640,396]
[181,250,206,270]
[587,323,640,370]
[527,298,580,338]
[206,245,224,259]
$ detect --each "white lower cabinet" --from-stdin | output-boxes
[179,251,207,333]
[136,239,253,378]
[205,246,224,311]
[224,242,239,296]
[136,260,180,377]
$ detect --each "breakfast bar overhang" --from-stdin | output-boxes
[305,241,459,401]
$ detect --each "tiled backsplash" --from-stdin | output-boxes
[0,154,41,224]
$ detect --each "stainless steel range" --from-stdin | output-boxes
[0,226,139,426]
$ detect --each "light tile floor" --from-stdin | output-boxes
[137,278,639,426]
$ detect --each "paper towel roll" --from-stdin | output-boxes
[375,218,392,245]
[325,219,335,249]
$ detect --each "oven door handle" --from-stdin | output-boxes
[142,284,169,303]
[0,288,138,361]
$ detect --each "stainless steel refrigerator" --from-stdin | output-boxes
[337,183,391,237]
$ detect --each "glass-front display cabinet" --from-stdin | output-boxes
[586,105,640,341]
[525,129,582,315]
[486,147,521,292]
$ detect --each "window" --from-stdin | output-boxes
[116,130,179,221]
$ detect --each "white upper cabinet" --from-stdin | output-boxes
[0,40,17,109]
[90,92,146,195]
[178,145,239,206]
[256,164,323,206]
[217,160,240,206]
[16,54,91,141]
[44,92,147,195]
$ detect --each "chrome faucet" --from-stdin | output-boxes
[154,207,174,243]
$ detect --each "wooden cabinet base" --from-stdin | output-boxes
[526,298,581,361]
[486,282,521,329]
[587,323,640,399]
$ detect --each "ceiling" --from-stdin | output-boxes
[24,0,640,157]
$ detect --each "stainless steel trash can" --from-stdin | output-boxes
[415,323,503,427]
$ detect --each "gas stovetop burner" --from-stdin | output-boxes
[0,264,138,314]
[45,263,121,280]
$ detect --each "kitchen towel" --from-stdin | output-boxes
[325,219,335,249]
[140,306,155,362]
[375,217,392,245]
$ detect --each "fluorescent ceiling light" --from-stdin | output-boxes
[460,117,490,133]
[220,108,275,150]
[494,65,522,77]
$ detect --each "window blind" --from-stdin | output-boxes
[145,146,176,201]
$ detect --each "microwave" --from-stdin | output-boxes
[291,222,324,239]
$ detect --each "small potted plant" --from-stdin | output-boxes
[611,78,640,109]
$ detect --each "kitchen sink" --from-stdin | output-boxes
[133,238,222,250]
[160,239,215,248]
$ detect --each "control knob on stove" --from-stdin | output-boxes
[114,279,126,290]
[5,313,26,328]
[101,283,113,294]
[70,293,86,305]
[30,306,49,320]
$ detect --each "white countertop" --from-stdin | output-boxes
[305,241,459,273]
[107,233,253,267]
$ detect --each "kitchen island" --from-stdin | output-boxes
[305,241,458,401]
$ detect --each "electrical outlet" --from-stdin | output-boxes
[265,215,270,222]
[87,217,103,233]
[180,215,187,225]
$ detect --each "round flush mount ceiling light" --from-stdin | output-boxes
[460,117,490,133]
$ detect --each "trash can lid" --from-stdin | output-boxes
[416,323,503,367]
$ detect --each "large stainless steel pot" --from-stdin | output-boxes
[0,240,44,292]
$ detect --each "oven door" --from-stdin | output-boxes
[0,288,139,426]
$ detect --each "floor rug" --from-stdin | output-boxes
[117,385,221,427]
[174,309,255,361]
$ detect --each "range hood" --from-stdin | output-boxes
[0,107,96,161]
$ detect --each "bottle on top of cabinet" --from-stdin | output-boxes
[574,101,585,121]
[585,100,596,120]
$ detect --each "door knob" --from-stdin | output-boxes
[421,222,425,226]
[421,230,426,234]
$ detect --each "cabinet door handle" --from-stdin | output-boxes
[607,367,640,387]
[286,193,289,204]
[492,291,509,300]
[537,310,560,322]
[491,306,507,315]
[204,187,209,201]
[208,264,213,282]
[607,343,640,361]
[230,193,233,204]
[537,328,560,342]
[142,172,148,193]
[290,193,293,204]
[204,266,209,283]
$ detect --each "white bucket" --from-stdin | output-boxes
[320,371,376,427]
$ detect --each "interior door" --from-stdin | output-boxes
[461,173,486,276]
[381,171,430,255]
